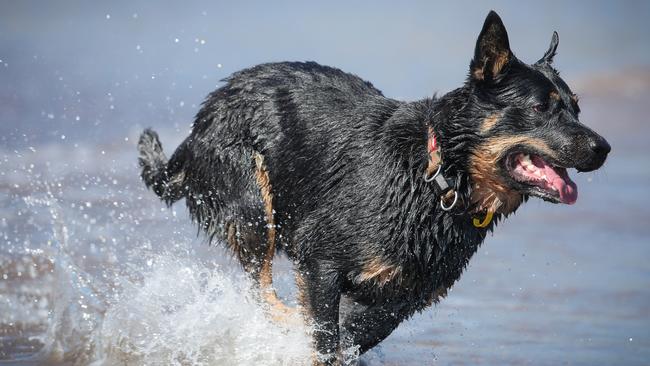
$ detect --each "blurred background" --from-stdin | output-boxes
[1,1,649,365]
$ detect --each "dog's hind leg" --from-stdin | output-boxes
[250,152,300,323]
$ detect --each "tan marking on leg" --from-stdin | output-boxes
[254,152,300,324]
[254,152,275,289]
[294,271,324,366]
[295,270,309,317]
[226,221,241,257]
[469,136,556,214]
[479,113,502,134]
[355,257,401,286]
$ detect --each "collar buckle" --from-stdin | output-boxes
[425,128,458,211]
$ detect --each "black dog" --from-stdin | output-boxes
[138,11,609,365]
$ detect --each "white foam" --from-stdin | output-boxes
[37,251,314,366]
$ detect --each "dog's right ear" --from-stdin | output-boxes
[470,11,512,82]
[536,31,559,65]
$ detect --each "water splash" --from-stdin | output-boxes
[9,190,316,365]
[94,255,313,366]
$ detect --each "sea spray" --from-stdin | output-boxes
[96,255,313,366]
[25,191,315,365]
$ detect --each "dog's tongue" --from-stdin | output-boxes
[531,155,578,204]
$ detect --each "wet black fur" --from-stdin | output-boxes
[138,11,609,364]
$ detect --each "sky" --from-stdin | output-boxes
[1,0,649,146]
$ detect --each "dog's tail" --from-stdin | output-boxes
[137,128,185,205]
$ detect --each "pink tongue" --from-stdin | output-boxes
[531,156,578,204]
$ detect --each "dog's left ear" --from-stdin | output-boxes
[471,11,512,82]
[536,31,559,65]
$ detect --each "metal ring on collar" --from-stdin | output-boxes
[424,165,442,183]
[440,191,459,211]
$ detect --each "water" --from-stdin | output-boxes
[1,87,649,365]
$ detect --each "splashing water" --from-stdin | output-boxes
[97,256,315,366]
[0,144,391,366]
[8,195,316,366]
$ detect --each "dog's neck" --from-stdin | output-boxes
[428,86,524,216]
[376,92,492,269]
[427,87,479,213]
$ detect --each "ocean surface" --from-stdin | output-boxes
[1,81,649,366]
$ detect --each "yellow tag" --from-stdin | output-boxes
[473,211,494,228]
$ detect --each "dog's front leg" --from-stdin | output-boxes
[299,260,343,366]
[339,299,409,356]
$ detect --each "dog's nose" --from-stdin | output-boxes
[576,134,610,172]
[589,136,611,159]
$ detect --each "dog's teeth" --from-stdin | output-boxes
[520,154,532,167]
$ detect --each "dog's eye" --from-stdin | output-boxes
[532,103,548,113]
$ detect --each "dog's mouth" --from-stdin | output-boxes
[505,152,578,204]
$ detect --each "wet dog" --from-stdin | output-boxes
[137,11,609,365]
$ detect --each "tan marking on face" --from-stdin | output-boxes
[469,136,557,214]
[473,67,485,81]
[550,91,561,101]
[480,113,502,134]
[356,257,401,286]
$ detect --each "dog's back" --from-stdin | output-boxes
[140,62,402,253]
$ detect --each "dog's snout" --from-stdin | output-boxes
[589,136,611,159]
[575,133,610,172]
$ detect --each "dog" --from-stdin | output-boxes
[137,11,610,365]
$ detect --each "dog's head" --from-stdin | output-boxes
[461,11,610,214]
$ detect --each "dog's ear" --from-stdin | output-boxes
[471,11,512,82]
[536,31,559,65]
